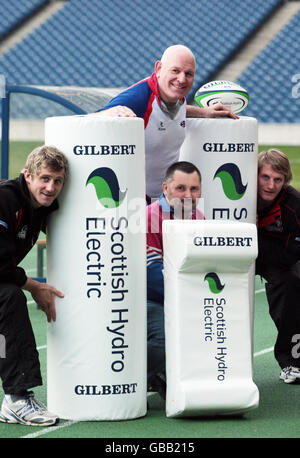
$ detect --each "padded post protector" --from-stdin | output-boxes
[44,115,147,420]
[163,220,259,417]
[179,117,258,223]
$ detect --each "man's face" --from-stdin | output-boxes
[155,51,196,103]
[257,163,285,205]
[24,165,65,208]
[163,170,201,218]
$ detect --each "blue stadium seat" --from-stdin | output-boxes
[237,8,300,122]
[0,0,48,40]
[0,0,282,118]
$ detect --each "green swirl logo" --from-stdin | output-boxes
[214,163,247,200]
[204,272,225,294]
[86,167,127,208]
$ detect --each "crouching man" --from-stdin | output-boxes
[257,149,300,384]
[0,145,68,426]
[146,161,205,399]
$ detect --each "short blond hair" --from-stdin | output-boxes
[25,145,69,179]
[258,149,292,184]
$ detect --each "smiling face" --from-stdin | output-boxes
[163,170,201,218]
[155,45,196,103]
[24,164,65,208]
[257,163,285,208]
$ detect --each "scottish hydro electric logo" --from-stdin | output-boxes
[213,163,247,201]
[86,167,127,208]
[203,272,228,380]
[204,272,225,294]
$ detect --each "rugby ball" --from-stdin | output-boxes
[194,80,249,114]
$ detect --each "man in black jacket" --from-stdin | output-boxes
[257,148,300,383]
[0,145,68,426]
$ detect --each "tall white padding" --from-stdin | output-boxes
[44,115,146,421]
[180,116,257,358]
[163,220,259,417]
[179,117,258,223]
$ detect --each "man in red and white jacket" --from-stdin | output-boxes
[146,161,205,398]
[94,44,237,201]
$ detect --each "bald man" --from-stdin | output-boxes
[93,45,238,200]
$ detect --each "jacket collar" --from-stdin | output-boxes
[158,193,198,218]
[148,72,185,108]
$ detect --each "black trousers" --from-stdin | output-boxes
[0,284,42,394]
[257,264,300,369]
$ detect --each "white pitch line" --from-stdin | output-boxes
[255,288,265,294]
[21,420,78,439]
[22,343,274,439]
[27,286,270,438]
[253,287,274,356]
[254,346,274,357]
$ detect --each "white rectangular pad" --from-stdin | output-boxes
[163,220,259,417]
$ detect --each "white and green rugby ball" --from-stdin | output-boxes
[194,80,249,114]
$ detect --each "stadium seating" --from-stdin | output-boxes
[237,8,300,123]
[0,0,282,118]
[0,0,48,41]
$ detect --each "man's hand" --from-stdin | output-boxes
[187,102,239,119]
[22,277,64,323]
[89,106,136,118]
